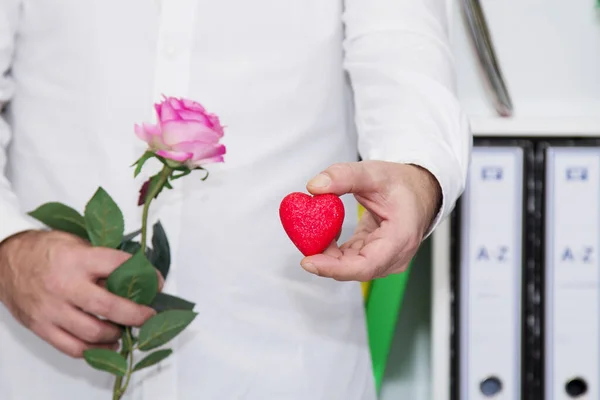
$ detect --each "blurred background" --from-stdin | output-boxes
[373,0,600,399]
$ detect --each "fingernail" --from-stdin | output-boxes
[301,262,318,275]
[308,173,331,188]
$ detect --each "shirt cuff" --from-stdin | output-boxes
[0,206,44,245]
[361,132,470,239]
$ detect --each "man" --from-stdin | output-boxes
[0,0,470,399]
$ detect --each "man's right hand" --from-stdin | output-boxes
[0,230,159,358]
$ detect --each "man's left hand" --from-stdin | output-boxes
[301,161,441,281]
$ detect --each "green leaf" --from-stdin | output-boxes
[122,228,142,242]
[84,187,125,248]
[138,310,198,351]
[170,169,191,181]
[132,151,155,178]
[28,202,89,240]
[151,292,195,313]
[83,348,127,377]
[106,250,158,306]
[149,221,170,279]
[196,167,209,181]
[145,247,154,263]
[119,240,142,255]
[132,349,173,372]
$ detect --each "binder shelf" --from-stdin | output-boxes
[433,135,600,400]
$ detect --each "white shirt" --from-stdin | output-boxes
[0,0,471,399]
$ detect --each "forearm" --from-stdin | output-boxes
[343,0,472,235]
[0,0,44,245]
[405,164,443,232]
[0,229,32,306]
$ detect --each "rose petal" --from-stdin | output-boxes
[186,155,225,168]
[135,123,165,148]
[207,114,225,137]
[159,101,181,122]
[192,143,226,161]
[198,155,225,164]
[177,109,211,124]
[170,140,200,154]
[192,144,226,165]
[161,120,222,145]
[182,99,206,112]
[134,123,152,143]
[168,97,184,110]
[145,122,161,136]
[171,141,225,159]
[171,142,225,167]
[187,152,225,167]
[156,149,193,162]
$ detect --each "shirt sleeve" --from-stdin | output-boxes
[0,1,44,244]
[342,0,472,236]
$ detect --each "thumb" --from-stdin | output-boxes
[306,162,376,196]
[86,247,132,278]
[156,269,165,292]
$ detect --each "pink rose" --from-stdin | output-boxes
[135,96,226,168]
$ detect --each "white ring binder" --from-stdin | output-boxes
[542,144,600,400]
[453,142,531,400]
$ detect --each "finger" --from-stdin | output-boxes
[300,241,340,275]
[84,247,132,278]
[302,237,399,281]
[302,253,371,281]
[69,283,156,327]
[306,162,378,196]
[339,223,371,251]
[98,270,162,291]
[36,324,118,359]
[322,240,342,258]
[339,238,365,257]
[85,248,164,291]
[156,269,165,292]
[56,305,122,344]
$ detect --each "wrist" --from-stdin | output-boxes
[0,230,39,303]
[404,164,442,234]
[0,229,38,252]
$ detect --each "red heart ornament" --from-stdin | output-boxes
[279,192,345,256]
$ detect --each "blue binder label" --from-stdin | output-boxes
[481,166,504,180]
[560,246,594,264]
[476,245,510,262]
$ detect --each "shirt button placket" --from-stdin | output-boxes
[143,1,199,399]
